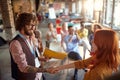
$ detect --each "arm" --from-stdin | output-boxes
[64,36,75,51]
[51,30,57,39]
[38,38,43,53]
[68,35,73,42]
[74,57,93,69]
[9,40,48,73]
[54,62,75,70]
[52,57,93,72]
[75,32,80,40]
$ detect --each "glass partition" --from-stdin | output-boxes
[105,0,113,26]
[113,0,120,29]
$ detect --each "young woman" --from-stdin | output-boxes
[51,29,120,80]
[89,23,103,45]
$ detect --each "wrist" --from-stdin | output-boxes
[37,68,47,73]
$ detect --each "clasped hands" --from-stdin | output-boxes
[45,66,61,74]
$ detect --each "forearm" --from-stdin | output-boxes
[68,36,73,42]
[56,62,75,70]
[76,33,80,40]
[24,65,47,73]
[52,34,57,39]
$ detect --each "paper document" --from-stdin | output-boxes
[43,48,67,59]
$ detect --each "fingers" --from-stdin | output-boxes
[46,66,59,74]
[39,56,51,62]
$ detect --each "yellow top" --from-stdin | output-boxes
[77,28,88,38]
[74,57,113,80]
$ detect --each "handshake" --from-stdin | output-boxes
[43,66,61,74]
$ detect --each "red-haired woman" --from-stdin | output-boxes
[51,29,120,80]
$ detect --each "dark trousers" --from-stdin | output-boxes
[42,74,46,80]
[68,51,82,80]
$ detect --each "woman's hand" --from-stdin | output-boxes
[46,66,59,74]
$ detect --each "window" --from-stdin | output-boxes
[113,0,120,29]
[102,0,120,30]
[105,0,113,26]
[84,0,94,20]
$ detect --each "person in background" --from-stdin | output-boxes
[89,23,103,56]
[51,29,120,80]
[60,22,68,51]
[56,15,62,27]
[9,13,52,80]
[89,23,103,45]
[46,22,57,48]
[31,23,48,80]
[31,15,43,54]
[62,24,82,80]
[77,21,91,59]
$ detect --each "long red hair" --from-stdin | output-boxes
[93,29,120,71]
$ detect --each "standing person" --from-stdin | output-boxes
[9,13,52,80]
[46,22,57,48]
[51,29,120,80]
[31,15,43,54]
[77,21,91,59]
[56,15,62,27]
[60,22,68,51]
[62,25,82,80]
[31,24,47,80]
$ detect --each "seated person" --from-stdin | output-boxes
[62,24,82,80]
[77,21,91,59]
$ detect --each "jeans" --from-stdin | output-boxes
[68,51,82,80]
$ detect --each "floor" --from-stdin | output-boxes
[0,22,90,80]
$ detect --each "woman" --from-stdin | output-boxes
[51,29,120,80]
[46,22,57,48]
[60,22,68,51]
[31,15,43,54]
[30,15,48,80]
[89,23,103,45]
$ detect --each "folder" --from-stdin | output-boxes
[43,48,67,59]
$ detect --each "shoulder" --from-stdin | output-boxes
[9,40,22,52]
[10,40,21,47]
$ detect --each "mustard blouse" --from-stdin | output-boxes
[74,57,113,80]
